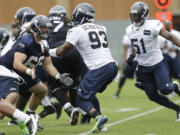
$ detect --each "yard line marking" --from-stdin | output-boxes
[78,100,180,135]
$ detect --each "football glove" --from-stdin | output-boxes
[127,54,135,66]
[55,73,73,87]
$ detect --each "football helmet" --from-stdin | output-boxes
[72,3,95,25]
[0,28,10,49]
[130,2,149,27]
[49,5,66,17]
[30,15,52,40]
[14,7,36,25]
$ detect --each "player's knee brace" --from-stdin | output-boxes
[159,83,174,95]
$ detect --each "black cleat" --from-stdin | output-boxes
[65,106,79,125]
[26,115,38,135]
[0,132,5,135]
[54,103,63,119]
[8,119,18,126]
[81,114,91,124]
[38,105,56,118]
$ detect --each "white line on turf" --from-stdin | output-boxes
[78,100,180,135]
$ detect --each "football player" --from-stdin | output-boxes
[127,1,180,120]
[47,5,88,125]
[49,3,118,132]
[0,28,10,55]
[114,2,148,99]
[159,20,180,81]
[0,15,73,133]
[114,34,138,99]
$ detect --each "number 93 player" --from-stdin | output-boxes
[127,1,180,121]
[49,3,118,132]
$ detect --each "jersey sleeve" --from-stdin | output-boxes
[66,27,82,46]
[152,20,163,36]
[14,39,27,54]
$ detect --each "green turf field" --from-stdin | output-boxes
[1,79,180,135]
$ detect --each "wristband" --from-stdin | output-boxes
[55,73,61,79]
[49,48,58,57]
[26,68,31,75]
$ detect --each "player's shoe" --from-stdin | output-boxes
[176,109,180,122]
[54,103,63,119]
[8,119,18,126]
[38,105,56,118]
[17,121,29,135]
[26,115,38,135]
[91,115,108,133]
[113,93,119,99]
[65,106,79,125]
[0,132,5,135]
[80,114,91,124]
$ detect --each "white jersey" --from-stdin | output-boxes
[66,23,115,70]
[122,34,132,59]
[158,29,180,58]
[126,20,164,66]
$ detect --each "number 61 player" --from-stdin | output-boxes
[127,1,180,121]
[49,3,118,133]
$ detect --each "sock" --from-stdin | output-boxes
[64,102,72,110]
[13,109,30,124]
[26,108,35,115]
[91,111,100,119]
[41,96,52,107]
[118,76,126,88]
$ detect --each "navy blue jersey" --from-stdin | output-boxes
[0,33,49,72]
[48,16,87,80]
[48,16,72,48]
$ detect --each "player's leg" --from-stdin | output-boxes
[0,102,37,134]
[154,60,180,96]
[36,66,56,119]
[114,61,137,98]
[0,92,19,119]
[153,61,180,120]
[77,62,118,132]
[0,77,19,119]
[51,83,79,125]
[28,81,48,114]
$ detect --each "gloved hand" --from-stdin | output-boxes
[55,73,73,86]
[127,54,135,66]
[39,40,49,55]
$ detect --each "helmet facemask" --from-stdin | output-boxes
[130,11,145,27]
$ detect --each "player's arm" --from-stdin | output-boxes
[13,52,35,79]
[49,42,73,57]
[42,56,59,77]
[123,46,128,62]
[160,28,180,47]
[43,56,73,86]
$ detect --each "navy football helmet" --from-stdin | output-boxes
[72,3,95,25]
[130,2,149,27]
[0,28,10,49]
[49,5,66,17]
[30,15,52,40]
[14,7,36,25]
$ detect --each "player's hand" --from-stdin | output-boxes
[127,54,135,66]
[55,73,73,86]
[39,40,49,54]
